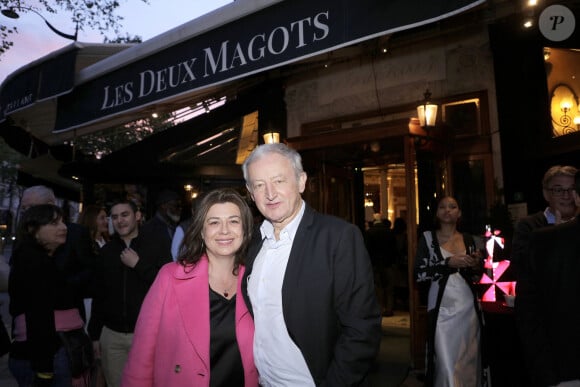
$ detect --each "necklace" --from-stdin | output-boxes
[208,262,237,298]
[223,282,235,298]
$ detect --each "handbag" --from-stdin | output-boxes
[58,329,94,377]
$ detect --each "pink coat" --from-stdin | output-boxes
[121,258,258,387]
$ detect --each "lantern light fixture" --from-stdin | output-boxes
[263,131,280,144]
[416,89,438,129]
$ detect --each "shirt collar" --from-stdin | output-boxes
[260,200,306,241]
[544,207,557,224]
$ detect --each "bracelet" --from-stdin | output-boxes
[36,372,54,379]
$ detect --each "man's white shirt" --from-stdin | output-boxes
[247,201,315,387]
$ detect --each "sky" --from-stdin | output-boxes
[0,0,233,83]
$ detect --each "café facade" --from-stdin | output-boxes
[1,0,579,370]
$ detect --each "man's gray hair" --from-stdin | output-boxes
[542,165,578,188]
[22,185,57,204]
[242,143,304,185]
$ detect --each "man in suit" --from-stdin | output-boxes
[241,143,381,386]
[515,170,580,387]
[141,189,182,260]
[511,165,577,275]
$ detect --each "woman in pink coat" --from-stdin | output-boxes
[122,188,258,387]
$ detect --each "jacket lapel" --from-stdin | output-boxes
[282,205,314,296]
[174,258,210,370]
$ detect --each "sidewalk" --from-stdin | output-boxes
[0,285,422,387]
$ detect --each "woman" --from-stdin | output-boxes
[77,205,109,387]
[415,196,485,387]
[77,205,109,251]
[122,188,258,387]
[9,204,91,387]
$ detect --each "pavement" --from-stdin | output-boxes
[0,307,423,387]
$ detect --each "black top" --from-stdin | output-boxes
[9,242,80,372]
[88,231,172,339]
[209,288,244,387]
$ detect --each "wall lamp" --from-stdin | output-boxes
[1,6,78,41]
[550,83,580,136]
[416,89,438,129]
[409,90,439,148]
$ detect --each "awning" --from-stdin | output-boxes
[53,0,485,136]
[58,82,273,183]
[0,45,77,118]
[0,42,134,143]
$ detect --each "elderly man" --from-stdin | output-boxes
[511,165,577,275]
[241,143,381,386]
[516,170,580,386]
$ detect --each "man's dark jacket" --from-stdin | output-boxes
[515,216,580,386]
[242,205,381,386]
[511,211,548,275]
[88,229,172,339]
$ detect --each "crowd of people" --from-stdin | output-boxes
[1,144,579,387]
[1,143,381,387]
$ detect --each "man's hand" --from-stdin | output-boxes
[120,247,139,268]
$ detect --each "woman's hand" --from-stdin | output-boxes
[447,254,480,269]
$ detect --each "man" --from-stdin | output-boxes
[515,170,580,386]
[511,165,577,275]
[88,200,171,387]
[141,189,182,258]
[18,186,95,319]
[241,143,381,386]
[170,204,195,260]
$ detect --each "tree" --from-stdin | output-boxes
[0,0,149,57]
[104,32,141,44]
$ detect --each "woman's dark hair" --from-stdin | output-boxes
[15,204,63,251]
[177,188,253,274]
[78,204,109,242]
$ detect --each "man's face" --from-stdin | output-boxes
[543,175,577,220]
[247,152,306,231]
[162,200,182,224]
[110,203,141,239]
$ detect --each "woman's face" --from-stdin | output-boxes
[436,197,461,225]
[35,215,67,254]
[96,209,109,235]
[202,202,244,260]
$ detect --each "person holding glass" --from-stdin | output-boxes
[122,188,258,387]
[415,196,485,387]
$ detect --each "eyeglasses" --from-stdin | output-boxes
[547,187,575,196]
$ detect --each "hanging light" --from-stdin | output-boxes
[263,131,280,144]
[416,89,438,129]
